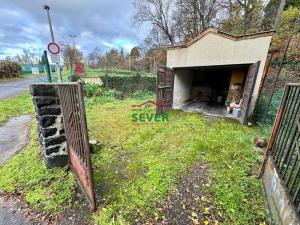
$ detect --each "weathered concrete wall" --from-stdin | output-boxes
[167,32,272,115]
[30,84,68,168]
[262,157,300,225]
[173,70,194,107]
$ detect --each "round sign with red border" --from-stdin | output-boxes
[47,42,60,55]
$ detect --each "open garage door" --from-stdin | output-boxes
[156,66,174,114]
[240,61,261,125]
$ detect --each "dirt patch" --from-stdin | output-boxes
[56,186,93,225]
[145,163,221,225]
[0,191,50,225]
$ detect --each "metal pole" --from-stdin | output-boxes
[43,5,62,83]
[44,5,55,42]
[105,51,108,87]
[43,50,52,83]
[69,34,76,75]
[129,56,131,71]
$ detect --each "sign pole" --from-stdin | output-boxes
[43,50,52,83]
[43,5,62,83]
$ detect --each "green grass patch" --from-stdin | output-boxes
[0,92,34,125]
[85,99,267,224]
[0,123,75,213]
[0,93,267,223]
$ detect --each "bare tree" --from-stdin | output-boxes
[219,0,265,34]
[273,0,286,29]
[174,0,220,41]
[133,0,176,46]
[13,49,40,64]
[235,0,264,34]
[60,37,82,69]
[87,47,104,68]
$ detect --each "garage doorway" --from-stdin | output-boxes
[156,62,261,124]
[173,64,250,117]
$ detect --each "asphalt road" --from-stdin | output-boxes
[0,115,32,166]
[0,115,33,225]
[0,76,46,100]
[0,197,31,225]
[0,76,48,225]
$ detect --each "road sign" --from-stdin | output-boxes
[48,42,60,54]
[51,54,60,63]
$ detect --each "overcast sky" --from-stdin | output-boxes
[0,0,146,59]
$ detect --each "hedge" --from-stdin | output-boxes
[100,75,156,95]
[0,60,22,79]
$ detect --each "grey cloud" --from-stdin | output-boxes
[0,0,145,57]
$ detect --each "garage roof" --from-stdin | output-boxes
[168,28,274,49]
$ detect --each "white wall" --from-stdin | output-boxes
[167,33,272,114]
[173,70,194,107]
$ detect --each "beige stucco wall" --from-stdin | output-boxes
[167,33,272,115]
[173,70,194,107]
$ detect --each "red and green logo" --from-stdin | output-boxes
[131,100,169,124]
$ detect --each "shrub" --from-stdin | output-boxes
[100,74,156,96]
[253,88,284,125]
[84,84,104,97]
[0,60,22,79]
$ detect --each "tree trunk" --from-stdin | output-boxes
[273,0,286,30]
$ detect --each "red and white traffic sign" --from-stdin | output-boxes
[47,42,60,55]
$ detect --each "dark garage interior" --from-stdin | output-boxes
[173,65,250,117]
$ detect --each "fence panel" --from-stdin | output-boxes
[262,83,300,213]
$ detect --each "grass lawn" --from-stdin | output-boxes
[87,100,267,224]
[0,124,75,213]
[0,92,34,125]
[0,95,268,224]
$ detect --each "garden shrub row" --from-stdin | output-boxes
[100,74,156,96]
[0,60,21,79]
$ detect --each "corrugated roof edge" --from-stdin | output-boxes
[167,28,275,49]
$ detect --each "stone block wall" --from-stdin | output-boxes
[30,84,68,168]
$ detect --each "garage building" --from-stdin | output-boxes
[156,28,273,124]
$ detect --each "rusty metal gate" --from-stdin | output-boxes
[156,66,174,114]
[58,82,96,211]
[260,83,300,212]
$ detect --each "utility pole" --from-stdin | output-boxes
[69,34,76,75]
[105,51,108,87]
[43,5,62,83]
[70,34,76,49]
[129,55,131,71]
